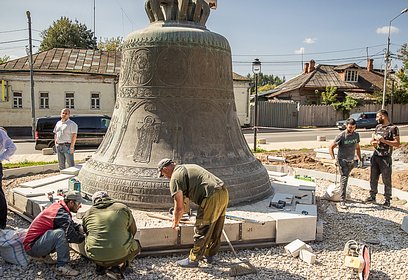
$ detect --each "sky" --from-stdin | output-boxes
[1,0,408,80]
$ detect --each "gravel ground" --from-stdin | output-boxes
[1,174,408,280]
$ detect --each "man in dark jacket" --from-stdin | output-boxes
[82,191,140,278]
[23,191,85,276]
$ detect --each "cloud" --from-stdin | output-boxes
[303,37,316,44]
[376,25,400,34]
[294,47,305,54]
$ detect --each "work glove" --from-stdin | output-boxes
[357,160,363,168]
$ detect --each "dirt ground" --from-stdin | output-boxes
[256,143,408,192]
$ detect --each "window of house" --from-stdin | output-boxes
[13,92,22,108]
[65,92,75,109]
[91,92,100,109]
[345,70,358,82]
[40,92,49,109]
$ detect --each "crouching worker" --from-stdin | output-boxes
[82,191,140,279]
[23,191,85,276]
[158,158,229,268]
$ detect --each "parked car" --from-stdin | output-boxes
[35,114,111,150]
[336,112,377,130]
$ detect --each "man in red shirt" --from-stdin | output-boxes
[24,191,85,276]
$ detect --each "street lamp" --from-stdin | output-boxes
[382,8,408,109]
[252,58,261,152]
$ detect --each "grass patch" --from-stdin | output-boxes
[251,148,269,153]
[3,160,58,169]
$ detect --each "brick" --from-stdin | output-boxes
[299,249,316,264]
[284,239,307,257]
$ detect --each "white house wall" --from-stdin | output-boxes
[233,80,250,126]
[0,72,116,128]
[0,72,249,132]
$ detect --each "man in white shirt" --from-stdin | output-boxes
[0,127,17,229]
[53,108,78,170]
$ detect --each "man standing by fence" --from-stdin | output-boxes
[329,118,362,209]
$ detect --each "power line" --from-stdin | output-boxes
[0,39,28,45]
[0,28,27,34]
[232,54,384,65]
[115,0,135,27]
[232,44,386,57]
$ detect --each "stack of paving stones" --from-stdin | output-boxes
[1,175,407,279]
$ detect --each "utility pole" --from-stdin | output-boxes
[93,0,97,48]
[26,11,35,139]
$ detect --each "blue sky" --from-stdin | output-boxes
[1,0,408,79]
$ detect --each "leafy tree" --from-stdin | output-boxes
[332,96,359,118]
[316,86,358,117]
[247,73,285,93]
[318,86,337,105]
[0,55,10,64]
[258,84,276,92]
[97,37,123,51]
[39,17,97,51]
[396,43,408,100]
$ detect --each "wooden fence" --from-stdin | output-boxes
[252,102,408,128]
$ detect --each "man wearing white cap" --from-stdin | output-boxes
[157,158,229,268]
[82,191,140,279]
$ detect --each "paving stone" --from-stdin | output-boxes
[401,216,408,234]
[284,239,307,257]
[299,249,316,264]
[19,174,74,188]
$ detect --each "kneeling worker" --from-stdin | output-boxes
[23,191,85,276]
[158,158,229,267]
[82,191,140,278]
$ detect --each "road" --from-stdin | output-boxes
[12,142,97,155]
[243,126,408,144]
[13,125,407,155]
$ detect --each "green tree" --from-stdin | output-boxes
[316,86,359,117]
[319,86,337,105]
[258,83,276,92]
[39,17,97,51]
[0,55,10,64]
[396,43,408,101]
[247,73,285,93]
[97,37,123,51]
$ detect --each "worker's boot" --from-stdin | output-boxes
[383,200,391,208]
[176,257,198,268]
[365,196,376,203]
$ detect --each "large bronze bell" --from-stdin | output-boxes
[78,0,272,209]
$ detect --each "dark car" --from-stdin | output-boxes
[35,114,111,150]
[336,112,377,130]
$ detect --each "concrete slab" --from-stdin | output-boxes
[267,171,287,177]
[295,204,318,217]
[299,249,316,264]
[242,220,276,241]
[137,227,178,248]
[60,166,81,175]
[8,167,321,251]
[284,239,307,257]
[271,193,294,206]
[221,222,241,242]
[19,174,74,188]
[401,216,408,234]
[272,212,317,244]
